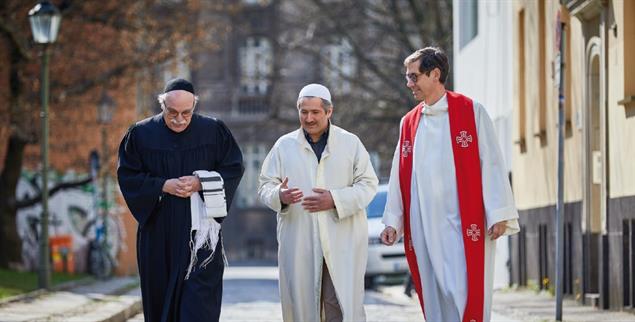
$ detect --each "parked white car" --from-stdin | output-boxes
[365,184,408,288]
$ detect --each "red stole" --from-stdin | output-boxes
[398,91,485,322]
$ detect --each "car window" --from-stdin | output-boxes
[366,191,387,218]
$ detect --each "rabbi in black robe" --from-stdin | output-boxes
[117,78,244,322]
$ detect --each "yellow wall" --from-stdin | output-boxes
[513,0,578,210]
[608,1,635,198]
[511,0,632,210]
[513,0,552,210]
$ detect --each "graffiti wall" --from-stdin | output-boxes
[16,170,125,274]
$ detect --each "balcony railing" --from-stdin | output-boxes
[197,86,270,121]
[237,95,270,118]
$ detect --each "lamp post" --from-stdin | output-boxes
[97,91,115,277]
[28,0,61,290]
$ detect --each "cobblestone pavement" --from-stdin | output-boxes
[128,266,518,322]
[492,289,635,322]
[130,266,633,322]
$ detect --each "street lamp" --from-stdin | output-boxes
[97,91,115,278]
[29,0,61,290]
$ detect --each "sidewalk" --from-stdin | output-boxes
[2,274,635,322]
[0,276,141,322]
[379,285,635,322]
[492,289,635,322]
[378,285,522,321]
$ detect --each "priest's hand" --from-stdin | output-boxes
[380,226,398,246]
[301,188,335,213]
[279,177,303,205]
[488,221,507,240]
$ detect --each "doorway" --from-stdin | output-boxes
[582,37,604,303]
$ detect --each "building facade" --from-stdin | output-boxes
[510,0,635,311]
[185,0,385,262]
[452,0,515,289]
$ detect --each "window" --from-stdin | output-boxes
[459,0,478,49]
[369,151,380,174]
[162,41,190,84]
[235,144,268,207]
[536,0,547,143]
[241,0,271,6]
[620,0,635,109]
[517,9,527,153]
[321,39,356,95]
[366,191,387,219]
[239,37,272,96]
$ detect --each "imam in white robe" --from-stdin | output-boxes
[259,123,378,322]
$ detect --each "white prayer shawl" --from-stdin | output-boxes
[186,170,227,280]
[258,124,378,322]
[382,95,520,322]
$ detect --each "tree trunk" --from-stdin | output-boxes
[0,134,28,268]
[0,34,29,269]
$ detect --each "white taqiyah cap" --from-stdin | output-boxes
[298,83,331,102]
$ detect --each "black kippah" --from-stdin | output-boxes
[163,78,195,94]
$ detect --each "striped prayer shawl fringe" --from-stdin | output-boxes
[186,170,227,280]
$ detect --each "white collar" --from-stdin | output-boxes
[420,93,448,115]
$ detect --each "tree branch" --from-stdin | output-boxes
[0,16,31,62]
[389,0,416,53]
[407,0,427,42]
[309,0,406,98]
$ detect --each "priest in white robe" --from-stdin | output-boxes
[259,84,378,322]
[380,47,520,322]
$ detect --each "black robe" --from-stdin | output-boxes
[117,113,244,322]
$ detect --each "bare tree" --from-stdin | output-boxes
[276,0,453,175]
[0,0,230,268]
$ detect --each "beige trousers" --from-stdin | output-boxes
[321,260,343,322]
